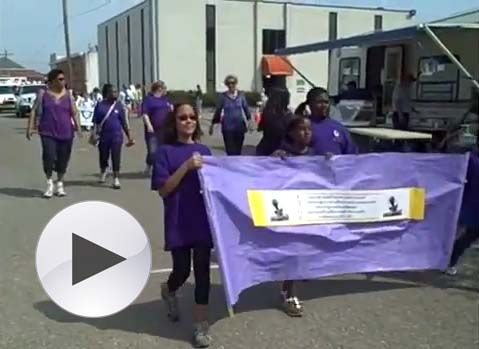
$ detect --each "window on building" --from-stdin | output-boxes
[338,57,360,92]
[206,5,216,93]
[127,16,131,84]
[105,26,110,82]
[115,21,120,89]
[374,15,383,31]
[140,8,146,87]
[329,12,338,41]
[262,30,286,55]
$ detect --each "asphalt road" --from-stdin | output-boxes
[0,111,477,349]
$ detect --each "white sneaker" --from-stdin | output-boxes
[444,267,458,276]
[112,177,121,190]
[55,181,67,197]
[43,179,54,198]
[99,171,108,183]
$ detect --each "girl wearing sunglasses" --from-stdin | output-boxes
[151,103,213,348]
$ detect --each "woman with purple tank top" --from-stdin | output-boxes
[141,80,173,175]
[26,69,81,198]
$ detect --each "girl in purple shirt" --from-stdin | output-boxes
[91,84,135,189]
[26,69,81,198]
[296,87,357,155]
[272,116,314,318]
[151,103,213,348]
[141,81,172,175]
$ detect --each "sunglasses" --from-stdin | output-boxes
[178,114,198,121]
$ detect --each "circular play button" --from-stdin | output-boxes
[35,201,152,318]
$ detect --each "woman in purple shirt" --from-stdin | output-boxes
[141,80,172,175]
[151,102,213,348]
[209,75,252,155]
[91,84,135,189]
[296,87,357,155]
[26,69,81,198]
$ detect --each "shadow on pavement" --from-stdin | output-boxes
[34,277,418,345]
[118,171,149,180]
[383,269,479,294]
[0,187,44,198]
[64,180,102,188]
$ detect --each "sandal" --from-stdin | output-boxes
[282,295,304,317]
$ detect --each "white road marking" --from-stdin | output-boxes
[150,264,220,274]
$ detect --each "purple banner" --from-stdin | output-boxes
[199,153,469,307]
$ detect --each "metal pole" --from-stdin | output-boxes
[62,0,73,86]
[423,24,479,91]
[253,0,259,92]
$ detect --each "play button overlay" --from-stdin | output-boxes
[72,233,127,285]
[35,201,152,318]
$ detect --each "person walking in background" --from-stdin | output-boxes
[90,84,135,189]
[26,69,82,198]
[151,102,213,348]
[141,80,172,175]
[392,73,418,130]
[195,84,203,117]
[133,83,143,115]
[297,87,357,155]
[256,87,293,156]
[209,75,252,155]
[92,87,102,104]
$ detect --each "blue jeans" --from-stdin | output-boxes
[145,132,160,167]
[222,130,245,156]
[41,136,73,177]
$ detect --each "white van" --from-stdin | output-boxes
[0,84,18,113]
[15,84,46,118]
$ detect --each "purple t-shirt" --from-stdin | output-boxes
[38,92,74,140]
[141,93,171,132]
[151,142,213,251]
[460,151,479,227]
[93,100,128,143]
[279,141,315,156]
[310,117,357,155]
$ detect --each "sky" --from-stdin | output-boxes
[0,0,477,73]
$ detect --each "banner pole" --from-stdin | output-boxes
[227,305,235,318]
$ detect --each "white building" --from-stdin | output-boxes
[97,0,415,105]
[50,47,99,94]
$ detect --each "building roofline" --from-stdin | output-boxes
[97,0,413,29]
[226,0,413,13]
[97,0,147,28]
[430,7,479,23]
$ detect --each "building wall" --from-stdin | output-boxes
[157,0,206,91]
[216,0,256,92]
[98,0,414,102]
[85,51,99,93]
[97,26,108,86]
[98,1,151,89]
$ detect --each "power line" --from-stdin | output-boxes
[71,0,112,18]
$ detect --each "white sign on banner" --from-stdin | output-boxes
[248,188,425,227]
